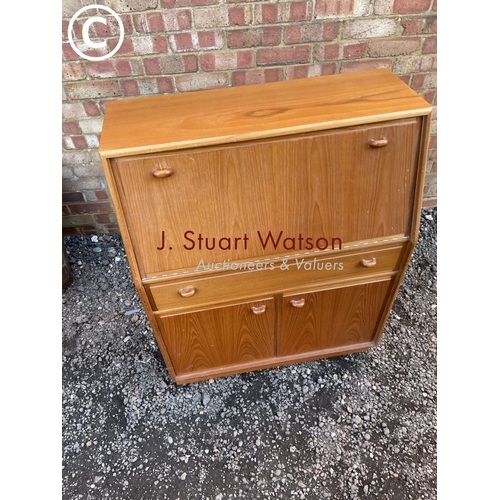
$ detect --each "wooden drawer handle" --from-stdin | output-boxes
[251,304,267,315]
[368,138,388,148]
[152,167,174,178]
[290,298,306,308]
[178,286,196,298]
[360,257,377,268]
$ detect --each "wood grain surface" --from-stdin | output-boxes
[279,279,393,356]
[99,69,431,157]
[98,70,432,384]
[147,243,404,314]
[158,299,275,376]
[113,119,419,277]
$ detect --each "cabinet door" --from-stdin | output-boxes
[158,299,275,377]
[112,119,420,277]
[279,279,393,357]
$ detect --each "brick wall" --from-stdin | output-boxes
[62,0,437,235]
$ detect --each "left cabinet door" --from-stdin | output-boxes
[157,298,276,380]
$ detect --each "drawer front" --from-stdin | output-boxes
[147,243,405,313]
[113,119,420,277]
[157,298,275,377]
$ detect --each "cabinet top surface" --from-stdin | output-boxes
[99,69,431,157]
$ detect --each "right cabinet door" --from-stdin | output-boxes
[279,279,394,357]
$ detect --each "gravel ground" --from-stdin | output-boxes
[62,207,437,500]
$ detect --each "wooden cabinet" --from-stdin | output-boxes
[99,69,432,384]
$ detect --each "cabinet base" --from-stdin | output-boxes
[173,341,375,385]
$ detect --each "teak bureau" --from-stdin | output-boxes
[99,69,432,385]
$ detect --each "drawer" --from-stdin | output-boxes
[146,242,406,313]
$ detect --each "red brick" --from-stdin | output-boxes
[69,202,113,215]
[62,63,86,81]
[133,12,165,33]
[176,72,229,92]
[83,102,101,117]
[315,0,364,18]
[62,192,85,203]
[229,6,251,26]
[169,31,224,52]
[97,101,109,114]
[394,0,432,14]
[120,78,171,96]
[257,46,311,66]
[417,90,436,105]
[110,36,168,56]
[144,55,198,74]
[94,214,118,226]
[157,77,175,93]
[290,1,309,20]
[200,51,254,71]
[315,41,366,61]
[169,33,193,51]
[62,41,109,61]
[134,10,192,33]
[340,42,366,59]
[69,136,89,150]
[198,32,216,48]
[423,35,437,53]
[161,0,218,5]
[286,63,337,80]
[122,80,140,96]
[93,14,134,37]
[398,75,411,85]
[255,2,311,24]
[227,27,281,48]
[232,68,283,86]
[65,81,122,99]
[95,190,109,200]
[340,58,392,73]
[401,15,437,34]
[63,121,81,134]
[260,4,278,23]
[62,19,69,40]
[285,22,339,44]
[87,59,141,79]
[429,136,437,149]
[368,38,421,57]
[193,5,253,28]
